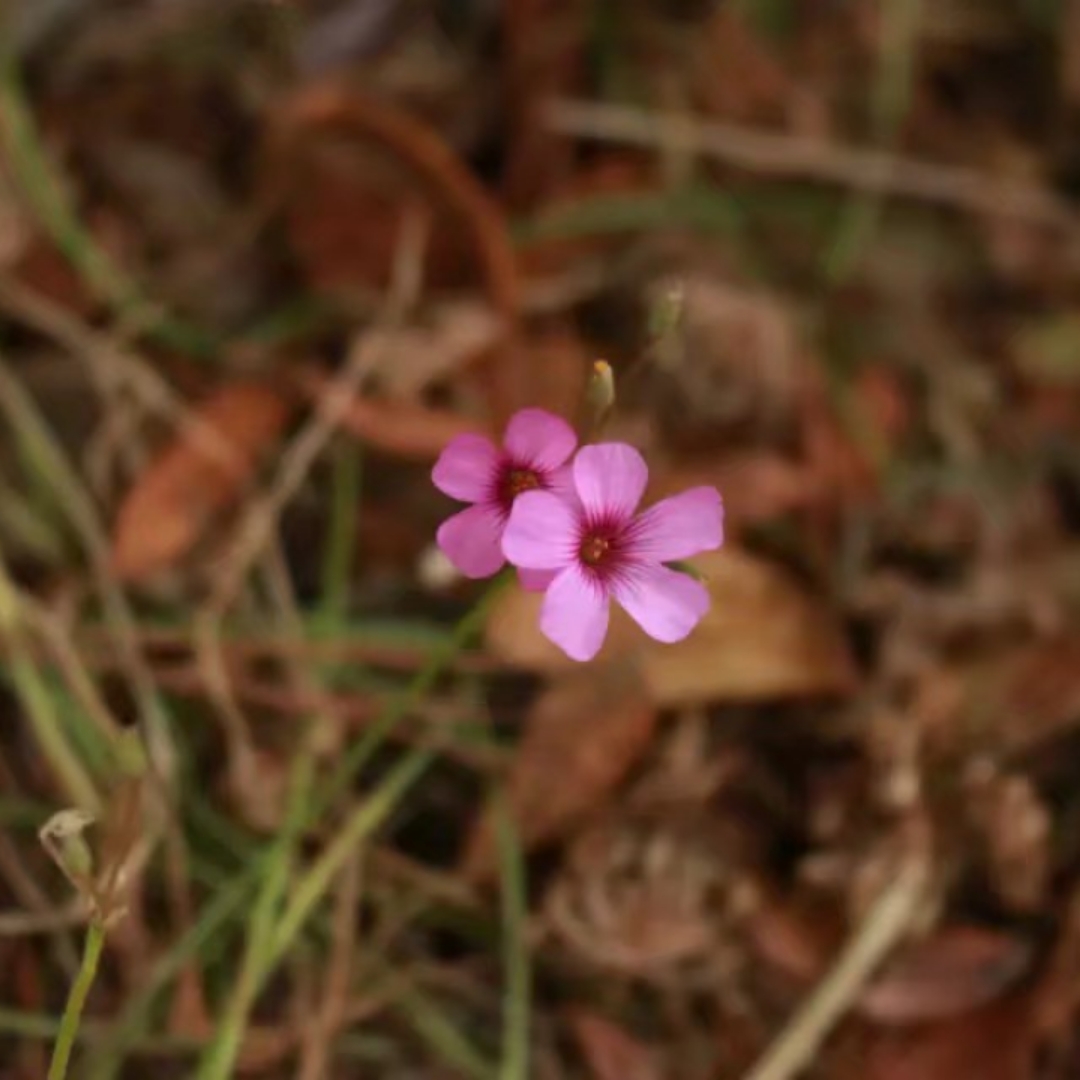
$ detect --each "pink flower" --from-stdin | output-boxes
[432,408,577,579]
[502,443,723,661]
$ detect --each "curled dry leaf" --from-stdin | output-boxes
[269,83,528,422]
[461,660,658,881]
[859,925,1034,1025]
[110,379,294,582]
[569,1011,663,1080]
[484,547,855,705]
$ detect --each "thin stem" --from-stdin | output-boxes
[497,800,530,1080]
[0,549,101,812]
[88,586,498,1077]
[194,749,316,1080]
[48,921,105,1080]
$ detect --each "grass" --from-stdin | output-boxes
[0,43,527,1068]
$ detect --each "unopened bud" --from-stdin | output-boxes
[39,809,96,889]
[581,359,616,435]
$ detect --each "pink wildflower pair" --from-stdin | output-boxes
[432,408,723,662]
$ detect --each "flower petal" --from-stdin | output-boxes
[628,487,724,562]
[544,463,579,505]
[573,443,648,523]
[503,408,577,472]
[541,565,610,661]
[502,490,578,570]
[517,567,559,592]
[436,504,505,578]
[432,434,500,502]
[613,564,710,644]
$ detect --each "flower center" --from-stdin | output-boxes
[580,535,610,565]
[507,469,541,497]
[495,465,543,513]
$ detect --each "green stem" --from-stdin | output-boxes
[88,585,499,1077]
[194,749,316,1080]
[0,549,101,812]
[48,921,105,1080]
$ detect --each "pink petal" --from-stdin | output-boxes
[541,565,610,661]
[503,408,577,472]
[544,463,579,505]
[502,490,578,570]
[517,567,559,592]
[613,564,710,644]
[436,503,505,578]
[628,487,724,562]
[573,443,648,524]
[432,434,500,502]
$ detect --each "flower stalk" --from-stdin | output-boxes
[48,920,106,1080]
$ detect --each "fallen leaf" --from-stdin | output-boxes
[462,660,657,880]
[857,995,1036,1080]
[111,380,294,582]
[569,1011,663,1080]
[284,143,472,296]
[484,547,855,704]
[296,366,485,460]
[985,637,1080,756]
[860,925,1034,1025]
[744,887,841,985]
[692,7,794,125]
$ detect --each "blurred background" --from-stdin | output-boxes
[2,0,1080,1077]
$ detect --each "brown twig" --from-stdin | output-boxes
[545,99,1080,234]
[297,852,363,1080]
[206,210,427,615]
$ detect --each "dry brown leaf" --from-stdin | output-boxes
[284,146,472,296]
[484,548,855,705]
[297,367,485,460]
[692,7,794,125]
[744,888,841,985]
[111,380,294,582]
[859,926,1034,1025]
[569,1011,663,1080]
[462,661,657,881]
[858,996,1036,1080]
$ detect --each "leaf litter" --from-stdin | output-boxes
[1,2,1080,1078]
